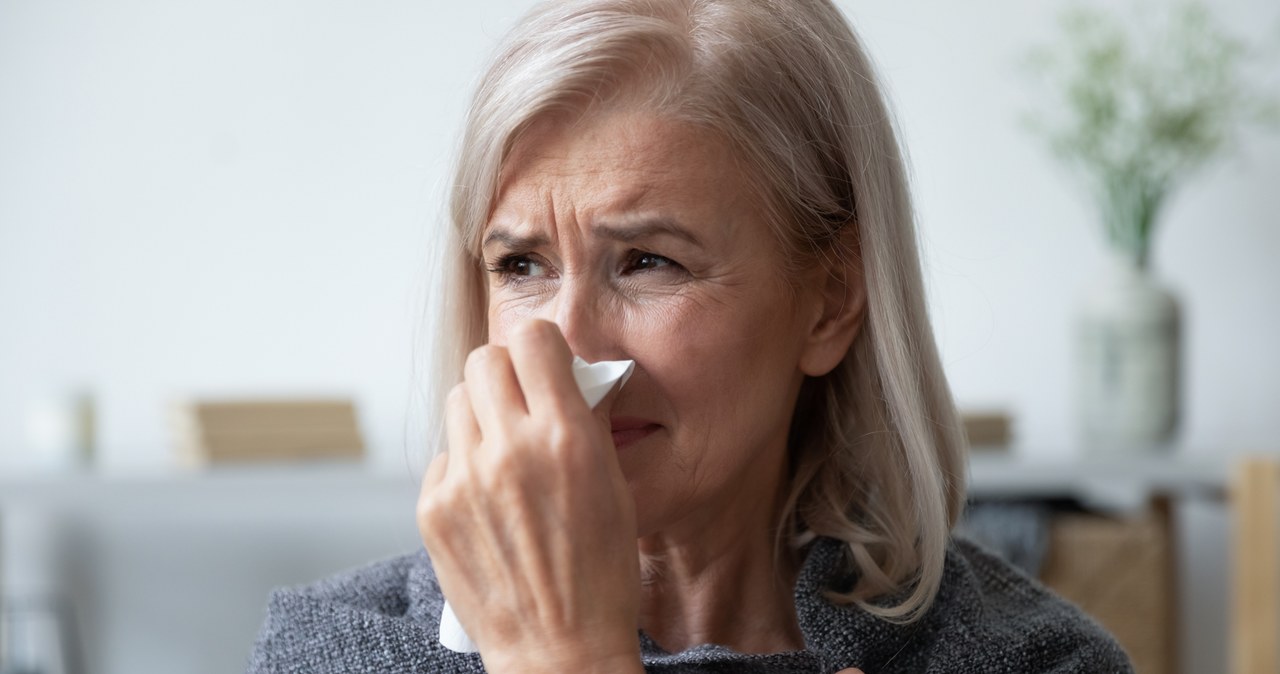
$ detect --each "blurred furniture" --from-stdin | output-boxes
[1041,502,1175,673]
[0,466,421,674]
[0,595,83,674]
[1231,457,1280,674]
[0,454,1266,674]
[1,507,84,674]
[968,453,1231,674]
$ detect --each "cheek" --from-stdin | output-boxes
[486,295,539,346]
[625,287,801,421]
[486,304,508,346]
[621,287,803,529]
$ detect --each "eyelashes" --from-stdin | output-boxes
[486,253,550,280]
[485,251,685,286]
[625,250,676,272]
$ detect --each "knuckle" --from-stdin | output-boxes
[479,453,521,492]
[464,344,505,375]
[446,383,469,410]
[417,458,464,531]
[545,422,588,461]
[415,491,447,531]
[425,450,450,481]
[415,493,434,521]
[486,434,545,480]
[543,394,577,420]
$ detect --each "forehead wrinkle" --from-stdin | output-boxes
[485,181,559,252]
[489,112,750,254]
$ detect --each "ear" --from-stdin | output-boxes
[798,248,866,378]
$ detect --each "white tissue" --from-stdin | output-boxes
[438,356,635,653]
[570,356,635,408]
[438,599,478,653]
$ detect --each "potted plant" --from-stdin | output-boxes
[1023,1,1278,449]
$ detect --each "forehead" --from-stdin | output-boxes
[489,111,756,231]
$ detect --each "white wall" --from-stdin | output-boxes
[2,0,1277,672]
[3,0,1277,470]
[0,0,530,471]
[862,1,1280,456]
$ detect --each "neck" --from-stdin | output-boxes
[635,454,804,654]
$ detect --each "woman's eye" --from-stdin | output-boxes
[486,254,551,280]
[625,251,679,273]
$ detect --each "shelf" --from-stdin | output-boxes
[967,452,1229,509]
[0,462,421,519]
[0,453,1236,516]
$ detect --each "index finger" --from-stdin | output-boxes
[506,319,585,419]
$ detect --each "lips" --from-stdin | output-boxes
[609,417,660,449]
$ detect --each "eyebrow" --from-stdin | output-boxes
[593,218,706,249]
[482,217,707,253]
[482,229,549,251]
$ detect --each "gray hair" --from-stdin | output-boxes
[431,0,968,622]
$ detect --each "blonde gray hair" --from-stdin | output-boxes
[431,0,968,622]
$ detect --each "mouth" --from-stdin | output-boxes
[609,417,660,449]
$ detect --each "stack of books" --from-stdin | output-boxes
[172,399,365,466]
[961,410,1013,451]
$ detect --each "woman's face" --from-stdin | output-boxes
[482,111,830,538]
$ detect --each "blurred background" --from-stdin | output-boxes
[1,0,1277,672]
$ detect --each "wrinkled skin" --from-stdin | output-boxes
[417,110,865,674]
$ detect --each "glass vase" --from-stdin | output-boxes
[1074,251,1181,451]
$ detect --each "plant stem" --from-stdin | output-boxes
[1099,171,1166,270]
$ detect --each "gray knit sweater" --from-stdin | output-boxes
[246,535,1133,673]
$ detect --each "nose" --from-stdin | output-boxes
[535,277,619,362]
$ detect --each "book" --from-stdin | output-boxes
[171,398,365,466]
[961,410,1013,451]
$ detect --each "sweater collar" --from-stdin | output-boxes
[635,536,944,673]
[402,536,964,673]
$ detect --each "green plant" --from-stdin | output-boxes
[1023,1,1279,267]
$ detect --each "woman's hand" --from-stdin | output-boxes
[417,320,642,674]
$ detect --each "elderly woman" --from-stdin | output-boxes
[249,0,1131,672]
